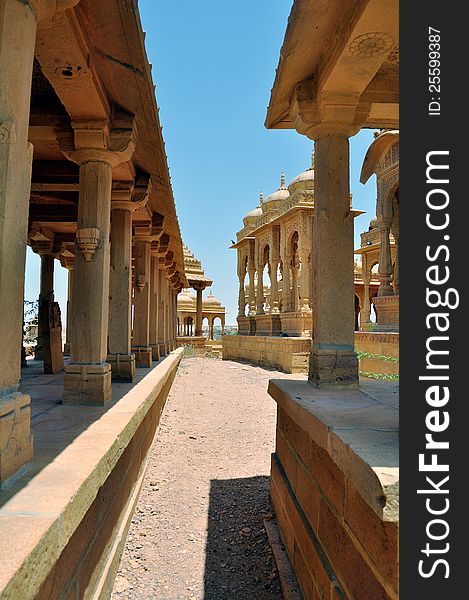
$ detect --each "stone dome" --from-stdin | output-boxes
[288,152,315,193]
[369,216,379,230]
[177,289,196,306]
[204,293,222,307]
[242,206,262,226]
[242,191,264,226]
[262,173,289,210]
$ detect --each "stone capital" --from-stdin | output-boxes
[289,80,367,140]
[59,114,137,167]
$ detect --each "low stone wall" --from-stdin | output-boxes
[222,335,310,373]
[355,332,399,376]
[269,378,399,600]
[0,349,183,600]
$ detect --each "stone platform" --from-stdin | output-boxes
[224,332,399,377]
[222,335,310,373]
[0,349,183,599]
[268,377,399,599]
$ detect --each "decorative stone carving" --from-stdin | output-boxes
[76,227,100,262]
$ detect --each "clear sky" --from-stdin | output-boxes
[24,0,377,327]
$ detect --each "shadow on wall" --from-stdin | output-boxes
[204,476,282,600]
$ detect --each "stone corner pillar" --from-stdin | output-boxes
[308,124,359,388]
[132,232,153,368]
[61,118,136,404]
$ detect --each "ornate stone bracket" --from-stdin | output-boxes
[76,227,100,262]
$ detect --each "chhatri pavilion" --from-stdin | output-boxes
[176,246,226,347]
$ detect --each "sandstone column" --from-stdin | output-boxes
[157,261,167,356]
[35,252,54,361]
[237,272,246,317]
[107,181,148,381]
[377,222,393,296]
[256,254,264,316]
[195,286,203,336]
[209,318,214,340]
[298,250,310,310]
[132,235,152,367]
[0,0,78,483]
[281,258,291,312]
[149,254,160,360]
[61,117,136,403]
[58,249,75,356]
[309,129,358,387]
[361,274,372,328]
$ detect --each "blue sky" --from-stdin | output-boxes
[24,0,377,326]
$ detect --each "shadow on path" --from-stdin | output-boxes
[204,475,282,600]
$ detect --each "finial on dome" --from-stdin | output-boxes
[280,172,285,188]
[311,149,315,169]
[259,191,264,205]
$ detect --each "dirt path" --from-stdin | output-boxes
[112,356,297,600]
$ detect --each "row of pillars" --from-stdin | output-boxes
[239,252,310,317]
[178,316,224,339]
[0,0,181,484]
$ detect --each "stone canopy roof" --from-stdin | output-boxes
[183,246,213,288]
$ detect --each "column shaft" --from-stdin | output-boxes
[64,267,74,355]
[378,226,393,296]
[149,255,160,360]
[282,259,291,312]
[0,0,37,483]
[309,133,358,387]
[157,267,166,356]
[108,208,135,381]
[195,288,203,336]
[36,254,54,361]
[132,240,152,367]
[64,160,113,403]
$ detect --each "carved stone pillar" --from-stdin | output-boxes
[298,249,310,311]
[361,274,372,327]
[62,255,74,356]
[132,233,152,368]
[107,181,148,381]
[35,252,54,361]
[60,117,136,404]
[0,0,79,485]
[149,254,160,361]
[256,252,264,316]
[308,128,358,388]
[157,258,167,356]
[378,224,393,297]
[281,256,291,312]
[195,286,203,336]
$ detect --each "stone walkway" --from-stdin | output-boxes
[112,356,299,600]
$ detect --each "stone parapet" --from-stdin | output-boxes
[355,332,399,376]
[0,349,183,599]
[268,378,399,599]
[222,335,310,373]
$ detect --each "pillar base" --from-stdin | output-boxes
[63,364,112,405]
[309,349,359,389]
[131,346,152,368]
[107,353,136,383]
[0,393,33,488]
[158,343,167,357]
[150,344,160,361]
